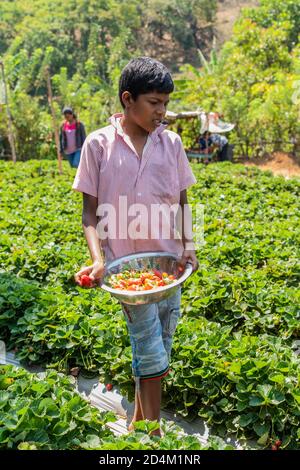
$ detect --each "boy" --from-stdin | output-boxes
[73,57,198,436]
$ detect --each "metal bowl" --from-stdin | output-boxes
[100,251,193,305]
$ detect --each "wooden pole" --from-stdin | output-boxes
[45,66,62,174]
[0,60,17,163]
[205,112,209,156]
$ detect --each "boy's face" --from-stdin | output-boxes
[126,91,170,133]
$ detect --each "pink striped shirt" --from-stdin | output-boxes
[72,113,196,262]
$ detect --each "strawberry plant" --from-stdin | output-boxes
[0,365,232,450]
[0,160,299,448]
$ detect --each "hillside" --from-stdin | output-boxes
[215,0,259,47]
[142,0,260,69]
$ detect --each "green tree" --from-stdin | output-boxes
[141,0,217,53]
[173,0,300,157]
[243,0,300,50]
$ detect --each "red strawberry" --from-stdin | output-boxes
[153,269,162,279]
[106,383,113,391]
[80,274,92,287]
[275,440,282,448]
[271,445,278,451]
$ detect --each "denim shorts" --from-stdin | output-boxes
[121,287,181,383]
[66,149,81,168]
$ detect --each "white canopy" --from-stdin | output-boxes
[165,110,235,134]
[199,112,235,134]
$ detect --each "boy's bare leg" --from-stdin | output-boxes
[138,378,162,436]
[128,388,144,431]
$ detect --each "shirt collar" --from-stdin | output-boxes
[109,113,168,144]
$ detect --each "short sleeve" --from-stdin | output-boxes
[176,136,197,192]
[72,135,103,197]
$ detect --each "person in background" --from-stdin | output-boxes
[199,130,214,164]
[177,124,183,138]
[210,133,229,161]
[199,131,213,154]
[59,106,86,168]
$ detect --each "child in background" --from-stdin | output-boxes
[59,106,86,168]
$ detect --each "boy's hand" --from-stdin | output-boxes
[179,250,199,272]
[75,260,105,288]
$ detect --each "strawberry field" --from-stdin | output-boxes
[0,160,299,449]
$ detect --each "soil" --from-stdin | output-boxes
[243,152,300,178]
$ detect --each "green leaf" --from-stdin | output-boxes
[18,442,38,450]
[84,434,101,448]
[0,391,9,409]
[52,420,75,436]
[249,396,265,407]
[131,420,160,433]
[253,422,270,438]
[269,374,285,384]
[269,390,285,405]
[257,384,272,399]
[257,432,269,446]
[32,398,60,418]
[238,413,255,427]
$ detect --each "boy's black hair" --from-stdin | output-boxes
[119,57,174,108]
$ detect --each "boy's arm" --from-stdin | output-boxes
[179,189,199,272]
[74,193,104,285]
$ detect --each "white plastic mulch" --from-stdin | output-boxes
[4,350,243,447]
